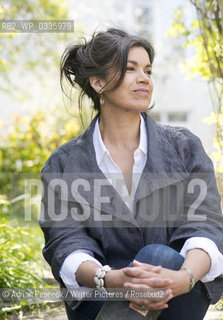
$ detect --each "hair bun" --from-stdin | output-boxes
[60,44,82,86]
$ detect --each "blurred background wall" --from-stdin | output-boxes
[0,0,215,152]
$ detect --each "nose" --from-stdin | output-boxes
[136,69,149,83]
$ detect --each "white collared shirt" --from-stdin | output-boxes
[93,114,147,212]
[60,115,223,292]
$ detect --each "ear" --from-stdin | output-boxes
[89,76,105,94]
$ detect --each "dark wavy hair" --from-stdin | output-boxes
[60,28,155,113]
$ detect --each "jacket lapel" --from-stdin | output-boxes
[61,115,138,225]
[134,113,189,202]
[61,113,188,225]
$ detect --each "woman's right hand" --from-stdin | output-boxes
[104,269,131,288]
[104,263,166,289]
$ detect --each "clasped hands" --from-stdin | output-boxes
[105,260,191,311]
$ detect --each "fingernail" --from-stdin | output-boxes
[123,282,130,287]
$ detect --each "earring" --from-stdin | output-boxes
[100,94,104,105]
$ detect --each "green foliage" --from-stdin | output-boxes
[0,0,79,96]
[0,0,89,317]
[203,109,223,172]
[0,109,85,196]
[167,0,223,173]
[166,4,223,82]
[0,197,46,317]
[0,105,94,317]
[215,297,223,311]
[0,224,45,289]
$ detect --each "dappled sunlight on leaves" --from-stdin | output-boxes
[167,0,223,173]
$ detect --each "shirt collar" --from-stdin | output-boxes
[138,114,147,156]
[93,117,109,166]
[93,114,147,166]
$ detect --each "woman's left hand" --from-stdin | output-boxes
[122,260,191,310]
[123,260,191,297]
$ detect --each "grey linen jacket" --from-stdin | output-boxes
[40,112,223,307]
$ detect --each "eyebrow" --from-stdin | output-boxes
[127,60,152,67]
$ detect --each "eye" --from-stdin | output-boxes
[145,70,152,76]
[126,66,135,71]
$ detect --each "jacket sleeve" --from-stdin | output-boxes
[39,152,106,284]
[167,127,223,255]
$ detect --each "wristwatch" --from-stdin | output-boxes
[181,267,195,290]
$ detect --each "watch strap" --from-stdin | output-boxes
[181,267,195,290]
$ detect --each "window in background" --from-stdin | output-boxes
[150,111,189,125]
[168,112,188,122]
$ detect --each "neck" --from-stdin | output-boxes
[99,110,141,151]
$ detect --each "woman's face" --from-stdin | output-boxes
[103,46,153,114]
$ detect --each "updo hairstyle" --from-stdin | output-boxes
[60,28,155,112]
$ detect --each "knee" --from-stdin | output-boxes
[134,244,184,270]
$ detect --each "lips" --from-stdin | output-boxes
[133,88,149,95]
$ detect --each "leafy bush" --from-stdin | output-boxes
[0,222,45,289]
[0,106,92,317]
[0,109,84,195]
[0,197,46,316]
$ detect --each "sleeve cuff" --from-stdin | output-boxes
[180,237,223,282]
[59,249,102,299]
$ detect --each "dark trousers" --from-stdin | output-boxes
[65,244,210,320]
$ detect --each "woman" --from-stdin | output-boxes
[40,28,223,320]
